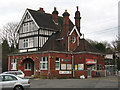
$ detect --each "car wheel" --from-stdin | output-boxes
[14,85,24,90]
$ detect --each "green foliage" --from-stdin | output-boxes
[2,39,10,72]
[94,43,106,52]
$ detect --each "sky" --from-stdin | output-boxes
[0,0,119,43]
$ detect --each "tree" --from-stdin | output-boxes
[0,22,18,47]
[87,39,113,53]
[2,39,10,72]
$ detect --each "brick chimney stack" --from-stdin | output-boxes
[74,6,81,33]
[61,9,70,50]
[52,7,59,24]
[62,9,70,38]
[38,7,45,12]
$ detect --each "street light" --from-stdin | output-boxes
[114,51,118,75]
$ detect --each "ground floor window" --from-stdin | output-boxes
[75,64,84,70]
[24,63,31,70]
[97,64,102,70]
[56,57,60,70]
[40,57,48,70]
[11,59,17,70]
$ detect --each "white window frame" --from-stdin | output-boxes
[24,63,31,71]
[11,59,17,70]
[40,57,48,70]
[55,58,60,70]
[23,39,28,48]
[29,38,34,48]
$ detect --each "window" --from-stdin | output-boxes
[75,64,84,70]
[40,57,48,70]
[3,75,17,81]
[97,64,102,70]
[55,57,60,70]
[23,39,28,48]
[11,59,17,70]
[91,65,96,70]
[71,36,76,43]
[29,38,34,47]
[61,64,66,70]
[23,23,28,33]
[24,63,31,70]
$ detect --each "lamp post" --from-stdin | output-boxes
[114,51,118,75]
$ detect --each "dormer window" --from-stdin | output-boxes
[71,36,76,43]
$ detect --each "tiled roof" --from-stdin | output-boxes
[73,39,102,53]
[28,9,74,32]
[40,32,67,52]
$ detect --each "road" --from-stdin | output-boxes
[29,76,119,88]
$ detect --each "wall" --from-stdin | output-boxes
[8,52,105,78]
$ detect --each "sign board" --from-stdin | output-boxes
[78,64,84,70]
[59,71,71,74]
[86,59,96,64]
[61,64,66,70]
[62,59,71,62]
[105,54,113,59]
[67,64,72,70]
[75,64,78,70]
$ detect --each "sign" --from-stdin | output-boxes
[62,59,71,62]
[67,64,72,70]
[105,54,113,59]
[86,59,96,64]
[75,64,78,70]
[78,64,84,70]
[59,71,71,74]
[61,64,66,70]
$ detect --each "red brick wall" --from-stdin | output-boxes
[8,52,104,77]
[69,31,78,51]
[75,71,87,78]
[74,53,105,77]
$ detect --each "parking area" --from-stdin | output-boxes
[29,76,119,88]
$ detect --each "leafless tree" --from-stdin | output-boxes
[0,22,18,47]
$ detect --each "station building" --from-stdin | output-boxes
[8,7,105,78]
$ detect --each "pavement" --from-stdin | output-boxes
[29,76,119,88]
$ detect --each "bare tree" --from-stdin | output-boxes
[0,22,18,47]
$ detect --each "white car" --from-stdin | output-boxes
[2,71,25,78]
[0,74,30,90]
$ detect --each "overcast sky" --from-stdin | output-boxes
[0,0,119,43]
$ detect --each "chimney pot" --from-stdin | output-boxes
[77,6,79,11]
[54,7,56,11]
[38,7,45,12]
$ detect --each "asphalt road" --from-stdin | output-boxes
[29,76,119,88]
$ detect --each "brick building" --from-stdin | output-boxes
[8,7,105,78]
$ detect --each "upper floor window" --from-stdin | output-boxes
[23,39,28,48]
[71,36,76,43]
[23,23,28,33]
[23,38,33,48]
[29,38,34,48]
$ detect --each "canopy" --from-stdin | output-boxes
[86,59,96,64]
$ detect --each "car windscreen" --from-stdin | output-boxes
[16,72,22,75]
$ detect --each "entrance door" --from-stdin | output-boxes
[87,65,92,77]
[87,67,91,77]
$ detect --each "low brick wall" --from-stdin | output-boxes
[92,70,105,77]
